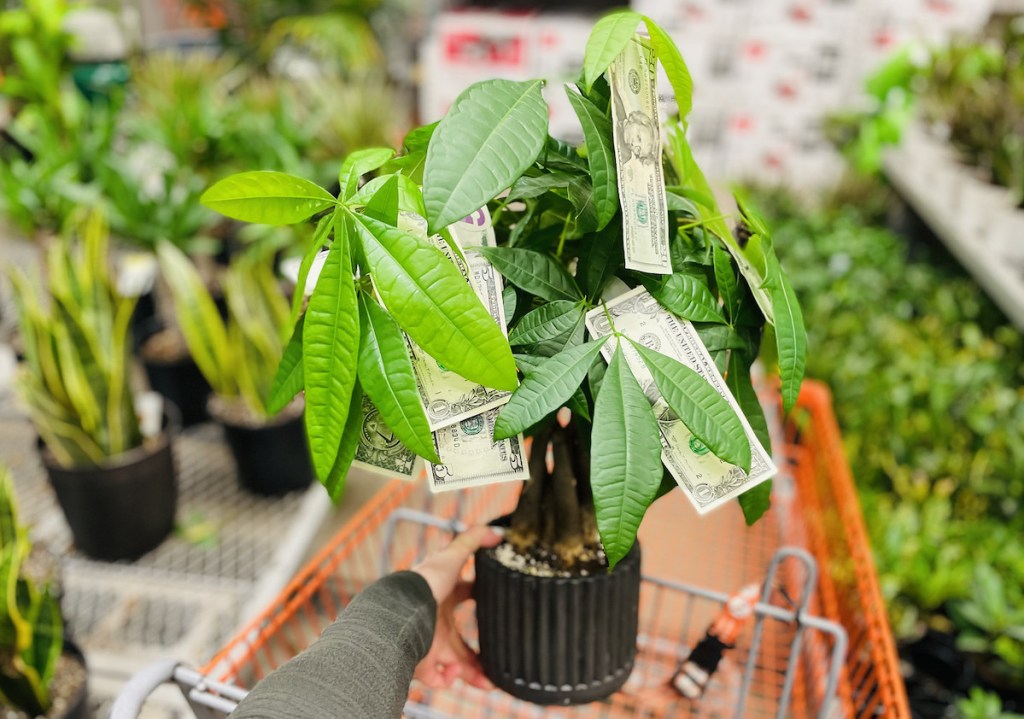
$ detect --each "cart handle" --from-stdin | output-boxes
[110,659,182,719]
[112,661,249,718]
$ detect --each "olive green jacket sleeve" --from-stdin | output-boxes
[230,571,436,719]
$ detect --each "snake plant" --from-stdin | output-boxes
[0,466,64,716]
[157,243,292,420]
[10,212,143,468]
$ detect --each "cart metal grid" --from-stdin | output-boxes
[115,381,910,718]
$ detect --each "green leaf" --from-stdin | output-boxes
[768,255,807,413]
[508,300,583,347]
[267,314,305,415]
[631,341,751,472]
[738,481,772,526]
[303,232,360,480]
[348,173,426,218]
[726,351,771,455]
[362,175,400,225]
[642,18,693,119]
[502,286,517,321]
[591,345,663,569]
[357,293,439,463]
[201,171,336,225]
[403,123,437,153]
[494,338,609,440]
[323,382,365,501]
[337,147,395,201]
[583,11,642,91]
[475,246,579,302]
[651,273,725,323]
[350,212,517,391]
[513,354,591,422]
[424,79,548,233]
[713,244,741,322]
[577,221,623,300]
[508,172,578,202]
[569,88,618,231]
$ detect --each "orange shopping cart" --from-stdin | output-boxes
[111,381,910,718]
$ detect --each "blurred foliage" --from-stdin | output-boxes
[0,466,64,716]
[827,18,1024,206]
[957,688,1024,719]
[9,212,143,468]
[765,197,1024,687]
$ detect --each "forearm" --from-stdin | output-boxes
[230,571,436,719]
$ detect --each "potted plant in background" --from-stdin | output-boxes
[157,243,313,495]
[1,465,88,719]
[8,213,178,562]
[199,10,805,704]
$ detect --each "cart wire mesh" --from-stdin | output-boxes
[133,380,909,718]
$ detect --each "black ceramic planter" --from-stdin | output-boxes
[475,541,642,705]
[218,410,314,496]
[142,352,212,427]
[42,432,177,562]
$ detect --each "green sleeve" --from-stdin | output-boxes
[230,570,436,718]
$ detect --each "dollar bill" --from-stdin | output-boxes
[428,406,530,493]
[609,35,672,276]
[584,287,775,513]
[352,393,421,481]
[449,206,496,248]
[396,213,513,430]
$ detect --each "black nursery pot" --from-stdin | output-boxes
[474,541,642,705]
[142,352,212,427]
[42,431,177,562]
[219,411,314,496]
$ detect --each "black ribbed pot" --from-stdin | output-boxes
[474,541,641,705]
[42,431,177,562]
[218,410,313,496]
[141,352,211,427]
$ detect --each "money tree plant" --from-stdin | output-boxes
[200,11,806,571]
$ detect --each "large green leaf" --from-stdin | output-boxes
[493,338,608,440]
[267,313,305,415]
[351,212,517,391]
[583,11,642,91]
[642,18,693,119]
[357,293,439,463]
[337,147,395,201]
[508,301,583,347]
[423,79,548,233]
[651,273,725,323]
[475,246,579,302]
[632,341,751,472]
[303,232,360,480]
[590,346,663,569]
[513,354,590,422]
[576,221,623,301]
[200,171,337,225]
[323,382,365,501]
[767,255,807,413]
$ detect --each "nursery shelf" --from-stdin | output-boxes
[884,129,1024,331]
[112,381,909,719]
[0,403,341,716]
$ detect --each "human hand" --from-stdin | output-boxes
[412,526,502,690]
